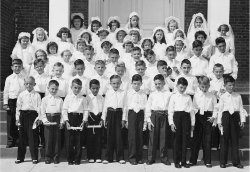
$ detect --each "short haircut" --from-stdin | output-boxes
[135,60,146,67]
[84,45,94,51]
[74,59,85,67]
[116,30,127,41]
[95,60,105,66]
[91,20,102,32]
[76,38,87,47]
[154,74,165,82]
[72,78,82,86]
[195,30,207,40]
[141,38,154,49]
[215,37,226,45]
[101,41,112,48]
[35,49,47,59]
[97,29,109,36]
[213,63,224,71]
[131,46,141,52]
[144,49,155,57]
[56,27,72,38]
[54,62,64,68]
[108,20,120,30]
[110,74,121,82]
[166,45,176,52]
[24,76,35,83]
[60,49,72,57]
[181,59,191,66]
[12,59,23,66]
[122,40,134,48]
[224,75,235,84]
[115,61,126,70]
[48,80,59,87]
[218,24,229,32]
[34,59,45,66]
[192,40,203,48]
[47,42,58,54]
[89,79,100,88]
[177,77,188,86]
[109,48,119,55]
[157,60,167,68]
[198,75,210,85]
[132,74,142,82]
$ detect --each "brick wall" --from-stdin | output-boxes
[70,0,89,27]
[230,0,249,82]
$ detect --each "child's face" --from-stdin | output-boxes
[20,38,29,49]
[169,21,177,32]
[145,54,156,64]
[81,33,90,42]
[109,53,119,63]
[53,66,64,78]
[77,42,86,52]
[111,22,118,32]
[175,31,184,39]
[94,64,106,76]
[35,62,45,75]
[157,65,168,75]
[181,63,191,75]
[61,32,68,41]
[48,84,58,96]
[71,83,82,95]
[36,51,47,61]
[115,66,125,77]
[11,64,23,74]
[92,23,100,33]
[176,84,187,94]
[194,18,203,28]
[130,16,139,27]
[124,43,133,52]
[36,30,45,42]
[166,51,176,60]
[155,30,164,42]
[73,19,82,29]
[110,78,121,91]
[75,64,85,76]
[224,82,234,94]
[216,42,226,53]
[84,50,93,61]
[131,32,139,43]
[131,50,142,61]
[99,32,108,41]
[24,78,35,92]
[213,67,224,79]
[90,84,100,96]
[136,65,146,76]
[117,31,126,42]
[143,40,152,50]
[199,83,210,93]
[175,40,184,52]
[49,46,57,54]
[220,26,228,36]
[62,51,72,63]
[193,46,203,57]
[196,34,205,44]
[102,44,111,53]
[154,79,165,91]
[132,80,142,92]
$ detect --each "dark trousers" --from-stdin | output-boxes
[44,114,61,161]
[128,110,144,162]
[173,111,191,164]
[66,113,84,163]
[105,108,124,162]
[190,111,213,164]
[87,112,102,160]
[7,99,18,145]
[17,110,39,161]
[220,111,241,165]
[38,93,45,146]
[148,111,169,161]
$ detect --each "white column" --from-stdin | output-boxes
[49,0,70,39]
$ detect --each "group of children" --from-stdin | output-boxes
[3,11,247,169]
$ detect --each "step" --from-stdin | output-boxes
[0,133,7,145]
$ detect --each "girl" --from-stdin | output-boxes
[165,16,181,43]
[112,62,130,91]
[141,37,154,54]
[174,37,189,63]
[70,13,86,44]
[187,13,209,45]
[173,29,187,42]
[11,32,35,74]
[79,29,92,45]
[152,27,167,60]
[32,27,49,52]
[113,28,127,54]
[60,49,74,80]
[88,16,102,43]
[107,16,121,43]
[30,49,50,76]
[128,28,141,46]
[165,45,180,80]
[56,27,75,54]
[96,39,113,63]
[46,42,62,76]
[193,30,212,60]
[71,38,87,63]
[119,37,134,69]
[95,28,110,56]
[144,49,159,79]
[125,12,141,31]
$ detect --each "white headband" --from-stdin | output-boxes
[71,13,84,20]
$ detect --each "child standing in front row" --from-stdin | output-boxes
[15,76,41,164]
[102,75,127,164]
[168,77,195,168]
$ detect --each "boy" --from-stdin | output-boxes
[40,80,64,164]
[114,62,130,91]
[83,45,96,78]
[165,46,180,80]
[168,77,195,168]
[209,37,238,79]
[101,75,127,164]
[105,48,120,78]
[144,49,158,79]
[91,60,109,96]
[120,39,134,68]
[84,79,104,163]
[194,30,212,60]
[217,76,245,169]
[174,59,198,99]
[128,46,143,77]
[189,76,217,168]
[3,59,25,148]
[189,40,208,77]
[62,79,89,165]
[15,76,41,164]
[126,74,147,165]
[146,74,172,165]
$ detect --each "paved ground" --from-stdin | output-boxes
[0,159,249,172]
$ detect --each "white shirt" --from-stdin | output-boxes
[84,94,104,121]
[153,42,167,60]
[70,51,86,63]
[62,93,89,121]
[90,73,109,95]
[145,89,172,123]
[166,58,181,79]
[189,55,208,76]
[145,61,159,79]
[68,75,89,96]
[151,75,174,92]
[83,60,95,79]
[102,88,127,121]
[108,75,130,91]
[174,73,198,95]
[32,40,48,52]
[40,94,63,123]
[176,50,189,63]
[3,73,25,104]
[61,61,74,80]
[168,92,195,126]
[105,62,117,78]
[70,27,85,44]
[47,77,68,97]
[33,72,50,93]
[16,90,41,121]
[57,41,75,54]
[209,52,238,79]
[217,92,246,124]
[209,76,225,99]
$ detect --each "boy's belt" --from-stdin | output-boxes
[107,107,122,111]
[151,110,167,114]
[68,113,83,115]
[46,113,61,116]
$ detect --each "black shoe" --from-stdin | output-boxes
[137,160,143,164]
[68,161,74,165]
[54,160,59,164]
[75,161,80,165]
[15,160,23,164]
[220,164,226,168]
[206,164,212,168]
[6,144,15,148]
[146,160,155,165]
[45,160,51,164]
[32,160,38,164]
[188,162,196,166]
[175,163,181,168]
[161,160,171,165]
[233,164,243,169]
[181,163,190,168]
[129,161,137,165]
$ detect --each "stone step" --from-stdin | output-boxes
[0,133,7,145]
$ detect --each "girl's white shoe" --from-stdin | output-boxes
[88,159,95,163]
[96,159,102,163]
[102,160,109,164]
[119,160,126,164]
